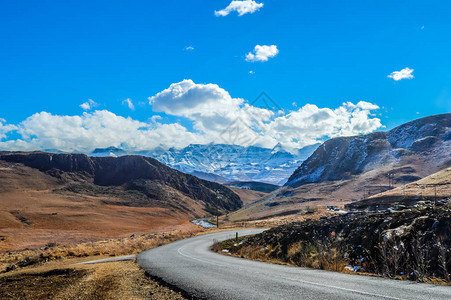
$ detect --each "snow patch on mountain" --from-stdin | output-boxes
[89,143,319,185]
[286,113,451,188]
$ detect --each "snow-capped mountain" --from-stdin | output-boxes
[147,143,319,185]
[90,146,127,157]
[89,144,319,185]
[286,113,451,188]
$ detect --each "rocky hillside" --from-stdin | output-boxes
[229,204,451,282]
[0,151,242,213]
[286,113,451,188]
[228,114,450,222]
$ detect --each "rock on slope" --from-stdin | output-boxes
[0,152,242,213]
[231,206,451,282]
[286,113,451,188]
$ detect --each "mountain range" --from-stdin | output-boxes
[230,113,451,221]
[90,143,320,185]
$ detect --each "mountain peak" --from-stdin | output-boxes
[285,113,451,188]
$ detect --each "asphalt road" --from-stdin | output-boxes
[77,254,136,264]
[137,229,451,300]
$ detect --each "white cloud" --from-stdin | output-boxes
[185,46,194,51]
[80,99,98,110]
[122,98,135,110]
[215,0,263,17]
[150,115,162,123]
[246,45,278,62]
[0,110,204,152]
[249,70,255,74]
[0,81,382,153]
[263,101,382,151]
[0,118,17,140]
[388,67,414,81]
[149,80,381,150]
[149,79,272,136]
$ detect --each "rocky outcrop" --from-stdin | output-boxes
[286,114,451,188]
[232,206,451,282]
[0,151,242,212]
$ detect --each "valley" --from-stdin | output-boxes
[0,113,450,298]
[2,1,451,298]
[1,114,450,251]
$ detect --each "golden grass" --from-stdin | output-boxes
[0,230,196,273]
[0,224,259,274]
[0,259,186,300]
[1,225,263,299]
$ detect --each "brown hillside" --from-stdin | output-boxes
[0,152,242,251]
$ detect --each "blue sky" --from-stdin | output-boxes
[0,0,450,152]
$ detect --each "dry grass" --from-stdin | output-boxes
[224,207,335,229]
[0,224,261,299]
[226,186,268,205]
[0,230,200,274]
[370,167,451,199]
[0,224,256,274]
[0,259,186,299]
[229,165,451,223]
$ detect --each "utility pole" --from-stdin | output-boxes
[434,185,437,208]
[387,172,394,189]
[216,215,219,228]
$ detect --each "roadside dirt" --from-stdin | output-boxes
[0,257,186,300]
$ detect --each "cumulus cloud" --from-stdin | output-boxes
[0,80,382,153]
[0,110,204,152]
[0,118,17,140]
[246,45,278,62]
[80,99,98,110]
[262,101,382,151]
[149,80,381,150]
[122,98,135,110]
[215,0,263,17]
[149,79,272,136]
[388,67,414,81]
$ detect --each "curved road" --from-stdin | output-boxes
[137,229,451,299]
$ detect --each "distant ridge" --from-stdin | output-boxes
[141,143,319,185]
[84,144,319,185]
[0,151,242,214]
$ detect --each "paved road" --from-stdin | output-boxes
[137,229,451,300]
[77,254,136,264]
